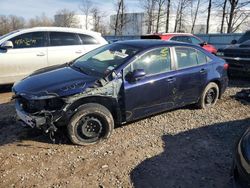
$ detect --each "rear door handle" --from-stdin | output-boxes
[36,52,45,57]
[166,77,176,82]
[200,68,207,74]
[75,50,83,54]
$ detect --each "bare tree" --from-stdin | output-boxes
[28,13,53,27]
[54,9,79,27]
[155,0,166,33]
[220,0,228,33]
[227,0,250,33]
[0,15,25,35]
[206,0,212,33]
[165,0,171,33]
[91,7,107,33]
[8,15,25,31]
[112,0,127,35]
[141,0,157,34]
[174,0,190,32]
[79,0,93,30]
[190,0,201,33]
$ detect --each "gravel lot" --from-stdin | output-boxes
[0,79,250,188]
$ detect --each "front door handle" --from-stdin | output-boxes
[166,77,176,83]
[36,52,45,57]
[200,68,207,74]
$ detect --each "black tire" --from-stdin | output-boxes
[197,82,219,109]
[67,103,114,146]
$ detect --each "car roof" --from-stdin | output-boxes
[115,39,196,49]
[8,27,101,36]
[144,33,194,36]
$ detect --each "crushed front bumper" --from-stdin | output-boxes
[15,100,47,128]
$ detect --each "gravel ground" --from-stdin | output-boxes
[0,79,250,188]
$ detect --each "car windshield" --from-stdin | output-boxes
[72,43,141,77]
[238,31,250,44]
[0,30,19,41]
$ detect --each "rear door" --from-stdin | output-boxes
[0,32,48,84]
[172,46,212,106]
[48,32,83,66]
[123,47,176,121]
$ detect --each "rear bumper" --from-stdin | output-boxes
[220,76,228,97]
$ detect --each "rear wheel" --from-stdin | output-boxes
[197,82,219,109]
[67,103,114,146]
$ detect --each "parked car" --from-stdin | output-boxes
[233,126,250,187]
[217,30,250,77]
[12,40,228,145]
[0,27,108,85]
[141,33,217,54]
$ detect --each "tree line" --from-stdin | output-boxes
[113,0,250,35]
[0,0,249,36]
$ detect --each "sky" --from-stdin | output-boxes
[0,0,142,20]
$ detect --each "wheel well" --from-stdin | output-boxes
[67,96,122,124]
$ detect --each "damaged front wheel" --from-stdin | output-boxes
[67,103,114,146]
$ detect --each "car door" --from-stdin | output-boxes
[48,32,83,66]
[0,32,48,84]
[172,46,211,106]
[123,47,176,121]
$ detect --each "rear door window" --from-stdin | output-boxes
[49,32,81,46]
[9,32,46,49]
[79,34,99,44]
[175,47,211,69]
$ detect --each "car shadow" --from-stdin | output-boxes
[130,118,250,188]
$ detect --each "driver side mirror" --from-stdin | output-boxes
[199,41,207,47]
[125,69,146,83]
[231,39,237,45]
[1,41,14,50]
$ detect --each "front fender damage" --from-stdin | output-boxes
[15,76,123,143]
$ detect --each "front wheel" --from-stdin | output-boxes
[197,82,219,109]
[67,103,114,146]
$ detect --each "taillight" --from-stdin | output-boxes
[223,63,229,70]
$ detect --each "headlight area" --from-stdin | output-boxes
[216,51,224,57]
[18,97,64,114]
[16,96,67,136]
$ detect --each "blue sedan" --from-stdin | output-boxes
[13,40,229,145]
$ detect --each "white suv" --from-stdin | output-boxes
[0,27,108,85]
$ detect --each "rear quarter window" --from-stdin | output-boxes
[79,34,99,45]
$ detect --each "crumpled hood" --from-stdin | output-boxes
[13,65,100,100]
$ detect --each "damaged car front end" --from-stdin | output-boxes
[12,43,139,145]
